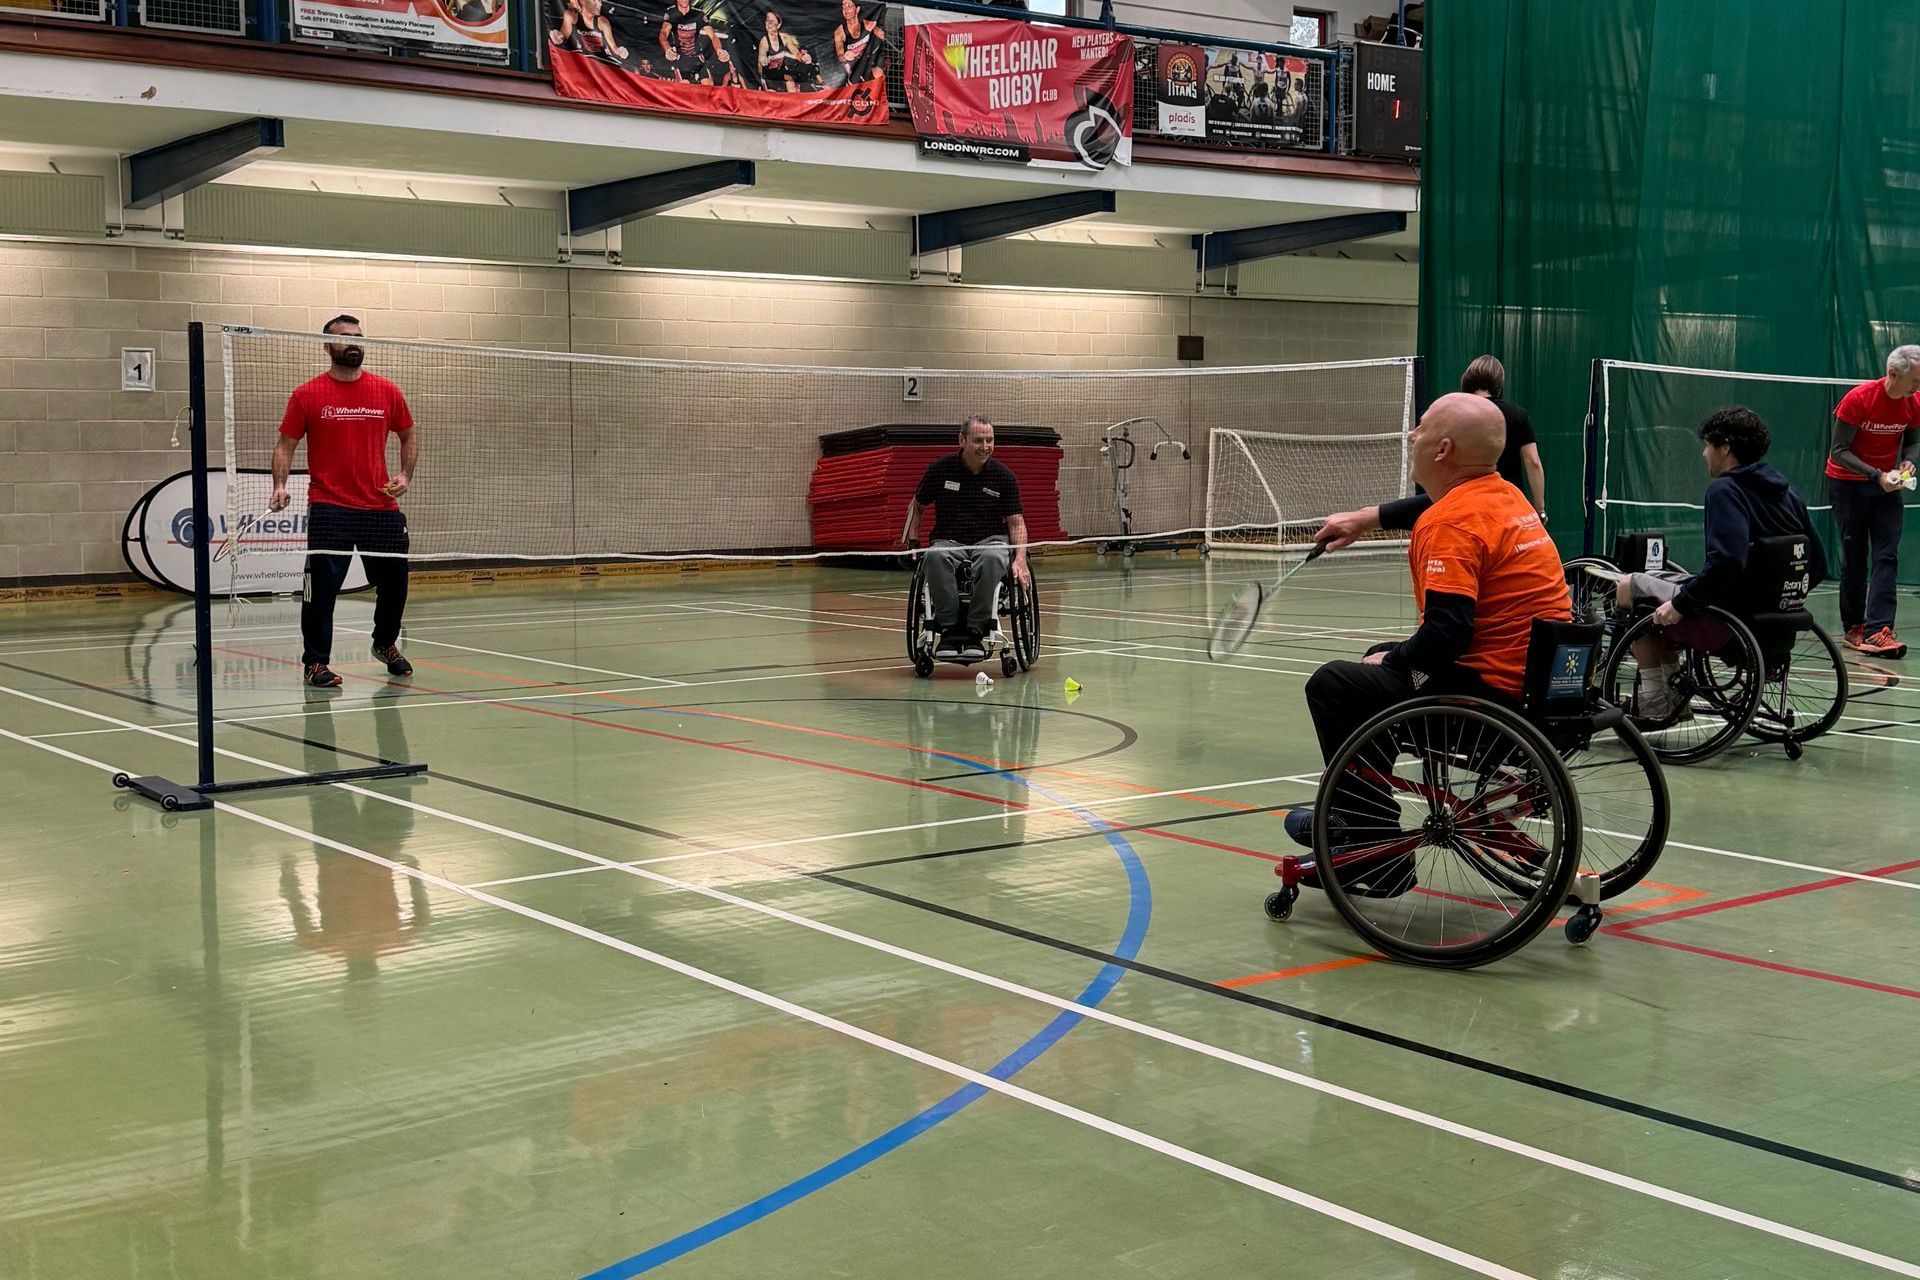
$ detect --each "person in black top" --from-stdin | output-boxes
[1313,354,1547,549]
[659,0,728,82]
[901,415,1031,657]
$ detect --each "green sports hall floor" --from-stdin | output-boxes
[1,555,1915,1280]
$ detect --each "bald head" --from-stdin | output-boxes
[1407,392,1508,496]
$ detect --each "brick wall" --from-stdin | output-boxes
[0,239,1414,583]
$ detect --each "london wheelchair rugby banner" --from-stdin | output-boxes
[547,0,892,127]
[902,16,1133,170]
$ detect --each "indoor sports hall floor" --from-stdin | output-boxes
[1,555,1916,1280]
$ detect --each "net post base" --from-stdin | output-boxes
[200,762,429,797]
[115,774,216,812]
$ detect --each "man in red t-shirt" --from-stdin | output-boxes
[1827,344,1920,657]
[270,315,420,688]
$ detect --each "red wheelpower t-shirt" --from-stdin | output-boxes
[278,372,415,511]
[1826,378,1920,481]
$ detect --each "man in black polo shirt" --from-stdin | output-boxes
[901,415,1031,657]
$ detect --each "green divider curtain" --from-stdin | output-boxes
[1421,1,1920,581]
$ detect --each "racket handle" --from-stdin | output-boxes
[1304,541,1329,562]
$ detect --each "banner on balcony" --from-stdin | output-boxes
[546,0,892,127]
[902,17,1132,170]
[1154,42,1312,148]
[292,0,510,64]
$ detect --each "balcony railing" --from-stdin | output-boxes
[0,0,1410,165]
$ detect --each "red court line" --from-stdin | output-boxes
[1621,933,1920,1001]
[218,647,1297,863]
[1220,955,1382,987]
[1606,858,1920,933]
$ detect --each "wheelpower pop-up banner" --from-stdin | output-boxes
[902,14,1132,170]
[1153,42,1312,148]
[546,0,893,126]
[294,0,509,64]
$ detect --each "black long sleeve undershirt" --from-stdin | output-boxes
[1830,418,1920,481]
[1378,492,1433,532]
[1382,590,1477,676]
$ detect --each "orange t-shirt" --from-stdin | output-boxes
[1409,473,1571,696]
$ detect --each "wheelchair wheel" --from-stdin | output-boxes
[1746,623,1846,746]
[1312,697,1580,969]
[905,561,935,678]
[1009,572,1040,672]
[1554,717,1668,899]
[1562,556,1621,629]
[1602,610,1761,764]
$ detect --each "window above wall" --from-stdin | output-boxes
[1290,9,1331,47]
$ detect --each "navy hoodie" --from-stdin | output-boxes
[1675,461,1828,616]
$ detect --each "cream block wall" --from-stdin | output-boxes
[0,239,1413,583]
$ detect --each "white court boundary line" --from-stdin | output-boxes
[4,691,1918,1277]
[0,724,1528,1280]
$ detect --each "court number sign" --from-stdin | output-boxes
[1352,42,1423,159]
[903,373,925,403]
[122,348,157,392]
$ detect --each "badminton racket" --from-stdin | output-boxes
[1207,541,1328,660]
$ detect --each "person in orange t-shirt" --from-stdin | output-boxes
[1285,393,1571,875]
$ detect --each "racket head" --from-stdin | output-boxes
[1208,581,1267,660]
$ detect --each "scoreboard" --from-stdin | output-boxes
[1352,42,1422,159]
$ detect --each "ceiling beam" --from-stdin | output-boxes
[126,117,285,210]
[1194,211,1406,271]
[567,160,756,236]
[915,190,1117,255]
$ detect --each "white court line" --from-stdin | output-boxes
[5,696,1916,1278]
[0,725,1529,1280]
[358,635,686,686]
[471,771,1326,887]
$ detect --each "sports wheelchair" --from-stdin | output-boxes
[905,549,1040,679]
[1263,618,1670,969]
[1580,535,1845,764]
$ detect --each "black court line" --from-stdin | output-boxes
[816,803,1297,875]
[19,660,1916,1197]
[0,659,696,846]
[810,869,1920,1198]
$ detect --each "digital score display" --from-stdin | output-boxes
[1353,42,1423,159]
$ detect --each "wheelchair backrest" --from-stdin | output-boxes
[1521,617,1605,722]
[1743,535,1815,615]
[1612,532,1670,573]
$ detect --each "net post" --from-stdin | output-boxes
[1581,358,1602,557]
[188,321,217,790]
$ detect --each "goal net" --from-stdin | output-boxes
[1203,358,1417,557]
[207,326,1418,588]
[1589,359,1855,571]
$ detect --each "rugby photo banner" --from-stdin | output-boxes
[548,0,892,127]
[902,16,1133,170]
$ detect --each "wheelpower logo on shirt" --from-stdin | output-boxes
[318,404,390,422]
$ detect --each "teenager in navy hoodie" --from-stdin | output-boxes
[1615,405,1828,722]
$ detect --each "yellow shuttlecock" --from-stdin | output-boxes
[1063,677,1082,703]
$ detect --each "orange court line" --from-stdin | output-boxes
[1587,880,1710,918]
[1219,955,1383,988]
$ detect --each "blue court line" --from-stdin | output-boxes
[582,750,1153,1280]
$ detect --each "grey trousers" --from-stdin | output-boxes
[926,537,1011,634]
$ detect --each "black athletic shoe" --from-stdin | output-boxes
[372,644,413,677]
[305,663,343,689]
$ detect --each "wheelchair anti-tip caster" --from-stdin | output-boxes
[1565,871,1603,944]
[913,655,934,679]
[1784,740,1803,761]
[1264,887,1297,922]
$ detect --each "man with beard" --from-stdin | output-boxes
[269,315,420,689]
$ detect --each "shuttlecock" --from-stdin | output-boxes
[976,671,992,687]
[1064,678,1081,693]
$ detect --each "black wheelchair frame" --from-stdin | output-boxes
[905,551,1040,679]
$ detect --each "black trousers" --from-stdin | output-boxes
[302,503,410,667]
[1303,650,1507,832]
[1828,477,1904,632]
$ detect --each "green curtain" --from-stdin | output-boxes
[1421,1,1920,581]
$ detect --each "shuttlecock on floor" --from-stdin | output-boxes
[1064,678,1081,693]
[976,671,992,687]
